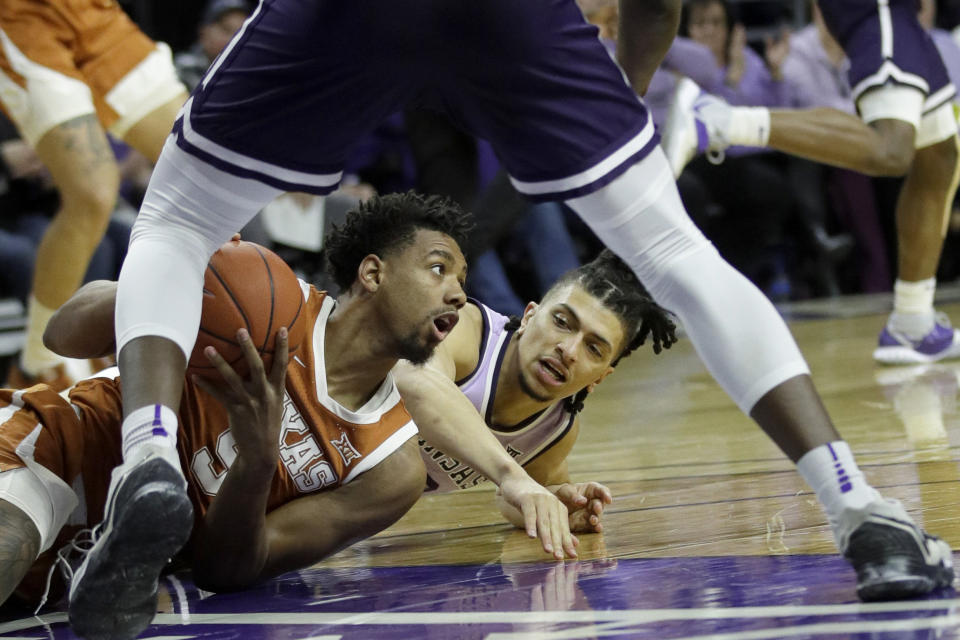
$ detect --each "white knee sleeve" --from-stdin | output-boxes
[116,137,282,358]
[566,148,810,413]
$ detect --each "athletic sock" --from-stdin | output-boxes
[725,106,771,147]
[19,295,64,376]
[890,278,936,339]
[797,441,882,532]
[121,404,182,471]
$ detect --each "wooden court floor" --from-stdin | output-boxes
[4,292,960,639]
[323,297,960,570]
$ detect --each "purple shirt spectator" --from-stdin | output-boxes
[781,25,853,112]
[645,37,790,136]
[663,37,790,107]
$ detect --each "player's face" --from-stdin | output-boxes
[381,229,467,364]
[514,284,623,403]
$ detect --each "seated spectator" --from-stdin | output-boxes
[780,3,887,293]
[669,0,796,300]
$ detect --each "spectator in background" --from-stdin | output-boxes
[0,0,187,390]
[665,0,796,299]
[174,0,254,92]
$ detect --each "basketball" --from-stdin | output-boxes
[187,240,307,380]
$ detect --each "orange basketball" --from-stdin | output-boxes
[187,240,307,380]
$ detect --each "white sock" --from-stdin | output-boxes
[727,107,771,147]
[121,404,181,469]
[797,441,881,527]
[890,278,936,338]
[20,295,64,375]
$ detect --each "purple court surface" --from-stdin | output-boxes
[1,555,959,639]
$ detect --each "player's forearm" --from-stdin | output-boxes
[191,457,276,591]
[617,0,682,95]
[396,368,522,486]
[44,280,117,358]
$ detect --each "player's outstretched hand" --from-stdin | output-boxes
[552,482,613,534]
[497,471,579,560]
[192,327,289,468]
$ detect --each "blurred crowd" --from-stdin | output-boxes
[4,0,960,328]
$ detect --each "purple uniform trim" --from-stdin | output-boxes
[817,0,955,108]
[176,0,657,200]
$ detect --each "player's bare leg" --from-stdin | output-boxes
[0,499,40,606]
[749,375,837,462]
[897,136,959,282]
[121,92,188,163]
[11,115,119,389]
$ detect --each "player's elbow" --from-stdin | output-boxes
[42,311,70,357]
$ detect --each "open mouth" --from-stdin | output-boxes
[539,358,567,384]
[432,311,459,339]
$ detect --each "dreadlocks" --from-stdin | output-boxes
[508,249,678,415]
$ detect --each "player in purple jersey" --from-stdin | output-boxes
[397,251,677,533]
[664,0,960,366]
[72,1,952,637]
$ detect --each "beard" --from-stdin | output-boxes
[396,327,436,365]
[517,367,551,402]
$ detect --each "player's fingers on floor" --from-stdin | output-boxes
[553,501,577,558]
[535,498,563,558]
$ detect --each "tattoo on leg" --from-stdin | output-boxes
[58,115,115,167]
[0,499,41,605]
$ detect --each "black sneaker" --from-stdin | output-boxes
[68,452,193,639]
[841,499,954,601]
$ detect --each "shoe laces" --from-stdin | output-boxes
[34,525,101,614]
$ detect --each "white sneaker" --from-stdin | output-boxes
[661,78,732,176]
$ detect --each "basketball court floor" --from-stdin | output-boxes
[3,292,960,639]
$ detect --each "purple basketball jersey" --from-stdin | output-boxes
[174,0,657,200]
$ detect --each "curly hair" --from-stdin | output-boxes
[324,191,474,291]
[506,249,678,415]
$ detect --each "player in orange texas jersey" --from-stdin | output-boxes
[0,193,577,640]
[0,0,188,390]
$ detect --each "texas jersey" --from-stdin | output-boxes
[420,300,575,492]
[0,284,416,541]
[175,284,417,517]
